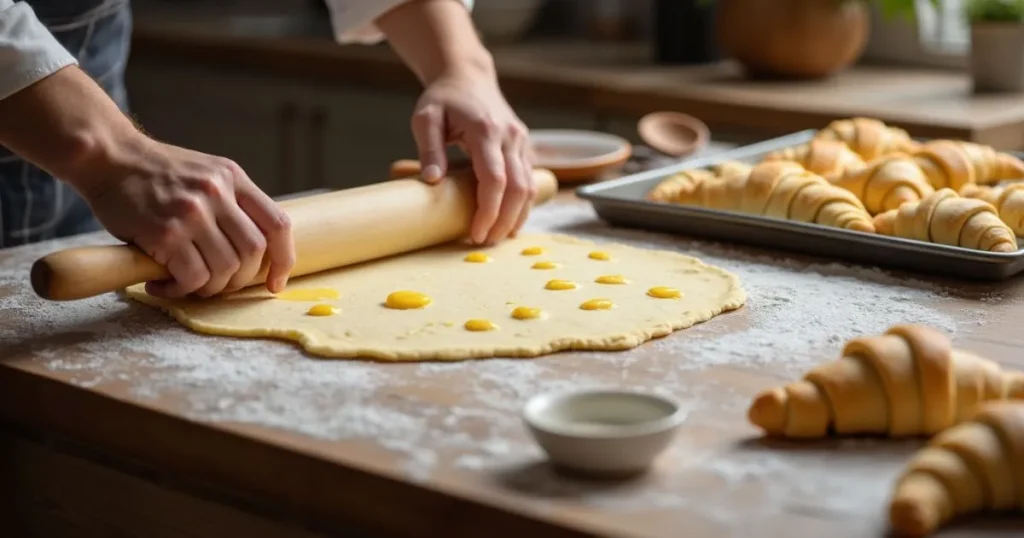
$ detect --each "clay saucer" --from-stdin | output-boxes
[390,128,632,184]
[528,129,633,183]
[637,111,711,158]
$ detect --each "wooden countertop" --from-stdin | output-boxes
[130,18,1024,148]
[3,188,1024,537]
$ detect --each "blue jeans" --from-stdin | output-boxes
[0,0,131,248]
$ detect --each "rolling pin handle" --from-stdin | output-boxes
[30,244,169,301]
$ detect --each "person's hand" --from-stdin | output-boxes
[410,70,535,245]
[80,138,295,299]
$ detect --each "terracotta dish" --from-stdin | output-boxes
[529,129,633,183]
[637,111,711,158]
[389,128,632,184]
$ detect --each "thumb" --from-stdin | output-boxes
[410,105,447,184]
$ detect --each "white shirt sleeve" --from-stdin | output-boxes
[0,0,77,101]
[325,0,475,45]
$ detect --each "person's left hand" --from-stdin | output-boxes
[410,69,535,245]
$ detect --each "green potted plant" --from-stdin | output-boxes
[700,0,937,79]
[966,0,1024,92]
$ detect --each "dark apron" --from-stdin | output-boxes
[0,0,132,247]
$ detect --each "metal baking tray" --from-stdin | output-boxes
[575,130,1024,281]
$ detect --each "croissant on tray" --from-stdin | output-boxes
[675,160,875,232]
[889,401,1024,536]
[813,117,920,162]
[747,324,1024,439]
[761,139,865,181]
[959,182,1024,236]
[645,169,716,203]
[914,139,1024,190]
[873,188,1018,252]
[831,153,935,215]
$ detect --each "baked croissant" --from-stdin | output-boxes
[676,160,875,232]
[873,188,1018,252]
[889,401,1024,536]
[747,324,1024,439]
[645,169,716,203]
[831,153,935,215]
[959,182,1024,236]
[914,139,1024,190]
[814,117,920,162]
[761,138,865,181]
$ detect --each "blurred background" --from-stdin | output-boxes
[127,0,997,197]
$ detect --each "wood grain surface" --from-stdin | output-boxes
[3,183,1024,537]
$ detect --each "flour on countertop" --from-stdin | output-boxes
[0,202,1007,515]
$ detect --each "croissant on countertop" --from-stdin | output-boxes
[914,140,1024,190]
[873,188,1018,252]
[831,153,935,215]
[813,117,920,162]
[645,169,717,203]
[675,160,875,232]
[959,182,1024,236]
[889,401,1024,536]
[748,324,1024,439]
[761,138,865,181]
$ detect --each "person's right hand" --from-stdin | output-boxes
[80,138,295,299]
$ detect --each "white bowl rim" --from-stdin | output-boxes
[522,387,686,440]
[528,129,632,169]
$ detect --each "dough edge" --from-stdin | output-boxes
[125,233,747,362]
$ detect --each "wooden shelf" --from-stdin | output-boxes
[130,20,1024,149]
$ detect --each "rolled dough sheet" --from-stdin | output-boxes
[125,233,746,361]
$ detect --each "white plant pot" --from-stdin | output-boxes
[970,23,1024,92]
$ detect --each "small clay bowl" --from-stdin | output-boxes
[637,111,711,158]
[522,388,686,478]
[528,129,632,183]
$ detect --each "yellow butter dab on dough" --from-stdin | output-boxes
[544,279,578,291]
[385,290,432,310]
[306,304,338,316]
[520,246,545,256]
[464,319,498,332]
[463,252,491,263]
[595,274,628,284]
[647,286,682,299]
[580,298,614,310]
[511,306,542,320]
[531,261,559,270]
[275,288,340,301]
[588,251,611,261]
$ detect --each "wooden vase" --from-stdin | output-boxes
[715,0,870,79]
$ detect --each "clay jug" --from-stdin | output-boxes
[715,0,870,79]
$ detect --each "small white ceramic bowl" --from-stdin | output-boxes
[522,388,686,477]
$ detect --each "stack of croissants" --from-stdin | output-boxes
[646,117,1024,253]
[748,323,1024,536]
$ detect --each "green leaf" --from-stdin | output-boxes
[692,0,942,21]
[964,0,1024,22]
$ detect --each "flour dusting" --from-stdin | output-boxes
[0,201,1006,518]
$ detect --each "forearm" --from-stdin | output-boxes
[375,0,494,85]
[0,65,144,196]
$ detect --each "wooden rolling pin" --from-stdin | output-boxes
[31,165,559,301]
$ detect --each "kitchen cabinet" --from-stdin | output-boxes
[125,58,671,197]
[127,62,424,195]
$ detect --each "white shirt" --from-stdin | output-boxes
[326,0,474,44]
[0,0,76,100]
[0,0,475,102]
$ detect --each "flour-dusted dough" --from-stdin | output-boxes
[125,233,746,361]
